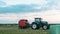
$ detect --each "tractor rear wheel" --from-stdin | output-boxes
[31,23,39,30]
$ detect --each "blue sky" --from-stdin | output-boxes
[0,0,60,24]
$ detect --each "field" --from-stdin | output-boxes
[0,25,49,34]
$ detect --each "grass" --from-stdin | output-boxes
[0,25,49,34]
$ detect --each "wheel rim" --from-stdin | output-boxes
[43,25,47,29]
[32,24,37,29]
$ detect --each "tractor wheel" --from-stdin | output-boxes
[42,25,48,30]
[31,23,39,30]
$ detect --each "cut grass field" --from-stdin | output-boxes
[0,25,49,34]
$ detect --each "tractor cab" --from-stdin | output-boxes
[35,18,48,25]
[34,18,42,24]
[31,18,49,30]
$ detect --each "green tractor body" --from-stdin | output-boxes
[31,18,49,30]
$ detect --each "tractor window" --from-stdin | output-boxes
[35,19,40,22]
[35,18,42,22]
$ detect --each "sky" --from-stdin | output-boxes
[0,0,60,24]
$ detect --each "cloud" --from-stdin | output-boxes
[0,4,40,13]
[0,0,60,10]
[0,2,54,13]
[1,0,47,5]
[0,1,6,7]
[0,0,55,8]
[0,9,60,24]
[0,0,57,14]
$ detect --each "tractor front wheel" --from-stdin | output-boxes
[42,25,48,30]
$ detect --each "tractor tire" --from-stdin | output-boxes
[42,25,48,30]
[31,23,39,30]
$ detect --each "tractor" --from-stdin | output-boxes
[31,18,49,30]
